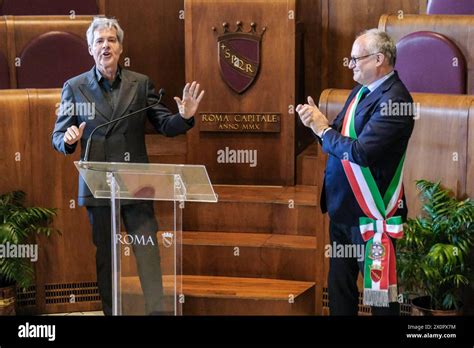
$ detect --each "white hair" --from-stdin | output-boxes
[86,17,124,47]
[357,29,397,66]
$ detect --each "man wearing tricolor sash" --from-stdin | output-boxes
[297,29,414,315]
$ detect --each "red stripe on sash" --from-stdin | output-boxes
[341,96,358,135]
[341,160,377,219]
[380,234,390,290]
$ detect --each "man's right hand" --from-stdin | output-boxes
[63,122,86,145]
[296,96,330,137]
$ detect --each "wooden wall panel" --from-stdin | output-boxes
[30,89,98,313]
[145,134,187,165]
[104,0,187,165]
[297,0,322,104]
[104,0,185,114]
[145,135,187,156]
[0,90,32,199]
[29,89,96,281]
[185,0,296,185]
[97,0,106,14]
[295,1,323,157]
[0,89,99,313]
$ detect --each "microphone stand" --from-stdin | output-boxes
[82,88,165,162]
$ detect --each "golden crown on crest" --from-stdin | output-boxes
[212,21,266,38]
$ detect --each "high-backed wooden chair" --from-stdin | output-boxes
[395,31,466,94]
[379,14,474,94]
[4,15,94,88]
[427,0,474,15]
[16,31,93,88]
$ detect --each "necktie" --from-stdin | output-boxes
[339,86,370,132]
[359,86,370,103]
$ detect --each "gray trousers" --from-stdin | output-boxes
[86,202,163,315]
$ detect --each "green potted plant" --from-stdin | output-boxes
[397,180,474,315]
[0,190,57,315]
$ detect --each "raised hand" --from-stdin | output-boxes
[174,81,205,119]
[64,122,86,145]
[296,96,330,137]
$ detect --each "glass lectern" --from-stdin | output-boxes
[75,161,217,315]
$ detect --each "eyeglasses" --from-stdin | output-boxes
[349,52,380,66]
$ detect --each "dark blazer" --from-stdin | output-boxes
[51,67,194,206]
[320,71,415,226]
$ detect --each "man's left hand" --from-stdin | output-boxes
[174,81,205,119]
[296,96,330,137]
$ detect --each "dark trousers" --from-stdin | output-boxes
[328,220,400,315]
[86,202,163,315]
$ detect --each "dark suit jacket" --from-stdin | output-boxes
[51,66,194,206]
[320,71,415,226]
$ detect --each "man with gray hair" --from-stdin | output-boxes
[52,17,204,315]
[297,29,414,315]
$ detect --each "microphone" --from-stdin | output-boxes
[82,88,165,162]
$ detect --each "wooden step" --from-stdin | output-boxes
[182,185,321,235]
[119,231,318,281]
[183,231,317,249]
[182,231,317,282]
[213,185,318,205]
[121,275,315,315]
[296,143,327,186]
